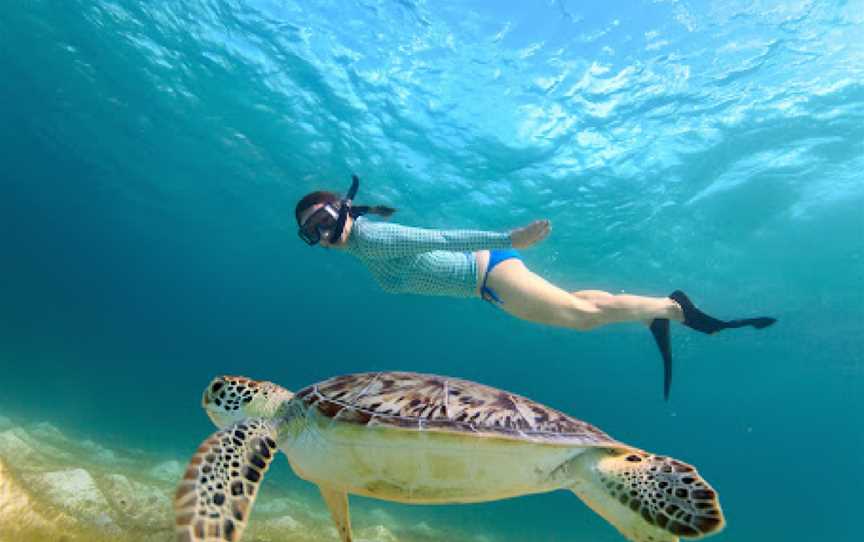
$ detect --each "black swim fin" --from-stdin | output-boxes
[670,290,777,335]
[649,318,673,401]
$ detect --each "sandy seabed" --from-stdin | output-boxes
[0,414,496,542]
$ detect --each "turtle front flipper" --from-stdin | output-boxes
[174,418,279,542]
[567,448,725,542]
[318,485,353,542]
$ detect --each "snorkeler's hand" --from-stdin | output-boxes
[510,220,551,248]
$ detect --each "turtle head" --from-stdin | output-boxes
[202,376,294,429]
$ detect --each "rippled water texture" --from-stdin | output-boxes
[1,1,862,541]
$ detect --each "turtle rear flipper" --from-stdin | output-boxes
[318,486,353,542]
[567,448,725,542]
[175,418,279,542]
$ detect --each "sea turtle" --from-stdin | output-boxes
[174,372,725,542]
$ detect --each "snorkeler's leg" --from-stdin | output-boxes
[570,290,684,324]
[485,261,680,330]
[486,263,679,399]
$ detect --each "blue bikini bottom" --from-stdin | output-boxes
[480,249,522,304]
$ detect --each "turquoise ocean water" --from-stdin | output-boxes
[1,1,862,540]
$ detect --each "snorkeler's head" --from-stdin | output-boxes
[295,191,341,227]
[296,192,347,246]
[295,176,397,246]
[202,376,293,429]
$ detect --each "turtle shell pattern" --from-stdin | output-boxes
[293,372,618,446]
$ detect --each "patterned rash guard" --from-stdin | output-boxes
[343,217,513,298]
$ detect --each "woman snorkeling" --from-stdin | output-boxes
[296,175,776,399]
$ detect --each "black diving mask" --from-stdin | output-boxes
[298,203,340,245]
[298,175,360,246]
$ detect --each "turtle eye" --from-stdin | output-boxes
[211,381,225,394]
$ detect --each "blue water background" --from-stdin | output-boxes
[1,1,862,540]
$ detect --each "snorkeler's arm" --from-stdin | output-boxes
[353,220,512,258]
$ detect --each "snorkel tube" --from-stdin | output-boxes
[328,174,360,244]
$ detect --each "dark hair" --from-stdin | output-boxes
[295,190,396,225]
